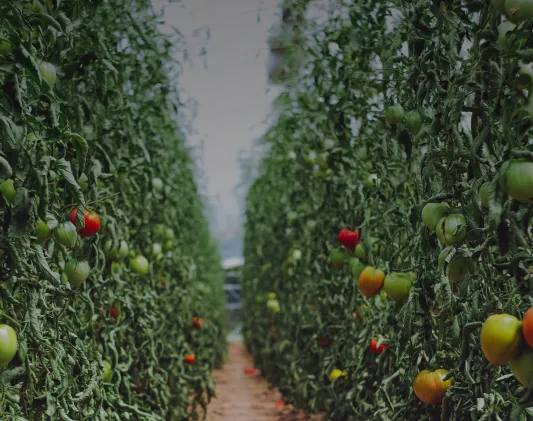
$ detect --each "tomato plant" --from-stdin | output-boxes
[69,209,101,237]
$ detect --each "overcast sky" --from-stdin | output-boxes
[153,0,283,239]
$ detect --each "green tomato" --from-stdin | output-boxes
[446,257,470,283]
[0,325,17,368]
[510,349,533,387]
[152,177,164,192]
[163,239,173,251]
[78,173,89,191]
[256,295,264,303]
[104,239,129,261]
[35,218,52,244]
[266,299,280,313]
[37,60,56,87]
[0,40,11,56]
[436,214,467,246]
[65,260,90,288]
[497,21,525,49]
[54,222,78,248]
[421,202,450,231]
[506,0,533,21]
[505,160,533,203]
[355,244,367,261]
[517,62,533,89]
[152,243,163,257]
[349,257,366,281]
[163,227,175,240]
[356,146,369,161]
[404,110,422,135]
[27,0,46,13]
[479,183,490,208]
[0,179,16,205]
[385,104,405,124]
[383,272,413,303]
[103,360,113,383]
[131,255,149,276]
[364,173,380,189]
[329,249,345,269]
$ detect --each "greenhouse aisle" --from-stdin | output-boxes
[205,343,322,421]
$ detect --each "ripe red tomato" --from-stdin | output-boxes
[359,266,385,298]
[369,337,388,355]
[110,306,119,321]
[413,369,452,405]
[184,354,196,365]
[522,307,533,349]
[244,367,256,375]
[192,317,204,329]
[69,209,101,237]
[338,228,359,250]
[481,314,522,366]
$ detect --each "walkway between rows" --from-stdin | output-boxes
[205,343,323,421]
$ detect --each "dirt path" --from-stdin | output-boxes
[205,343,323,421]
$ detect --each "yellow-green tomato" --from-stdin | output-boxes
[266,299,280,313]
[504,160,533,203]
[481,314,522,366]
[131,255,149,275]
[35,218,53,244]
[383,272,413,303]
[0,179,16,205]
[0,325,17,368]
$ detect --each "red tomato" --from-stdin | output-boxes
[338,228,359,250]
[370,337,388,355]
[244,367,256,375]
[69,209,101,237]
[317,336,334,349]
[192,317,204,329]
[522,307,533,349]
[110,306,119,321]
[184,354,196,365]
[275,401,285,409]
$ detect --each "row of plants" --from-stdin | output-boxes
[242,0,533,419]
[0,0,226,419]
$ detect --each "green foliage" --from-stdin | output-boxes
[243,0,533,420]
[0,0,226,419]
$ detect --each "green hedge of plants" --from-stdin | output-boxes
[0,0,226,419]
[243,0,533,420]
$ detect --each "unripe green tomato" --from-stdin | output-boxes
[349,257,366,281]
[436,214,467,246]
[0,179,16,204]
[329,249,345,269]
[103,360,113,383]
[0,325,17,368]
[104,240,129,261]
[152,243,163,257]
[364,173,379,188]
[131,255,149,276]
[35,218,52,244]
[163,239,173,251]
[256,295,264,303]
[37,60,56,87]
[267,292,276,300]
[78,173,89,191]
[151,177,164,192]
[510,349,533,387]
[355,244,367,261]
[479,183,490,207]
[54,222,78,248]
[356,146,369,161]
[385,104,405,124]
[446,257,470,283]
[504,160,533,203]
[404,110,422,135]
[163,227,175,240]
[421,202,450,231]
[266,299,280,313]
[27,0,46,13]
[383,272,413,303]
[0,40,11,56]
[497,21,525,49]
[506,0,533,21]
[65,260,90,288]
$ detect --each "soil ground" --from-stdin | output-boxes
[205,342,323,421]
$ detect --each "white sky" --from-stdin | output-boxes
[154,0,283,237]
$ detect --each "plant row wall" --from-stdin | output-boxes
[0,1,226,420]
[242,0,533,420]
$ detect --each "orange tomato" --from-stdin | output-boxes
[192,316,204,329]
[359,266,385,298]
[183,354,196,365]
[481,314,522,366]
[413,369,452,405]
[522,307,533,349]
